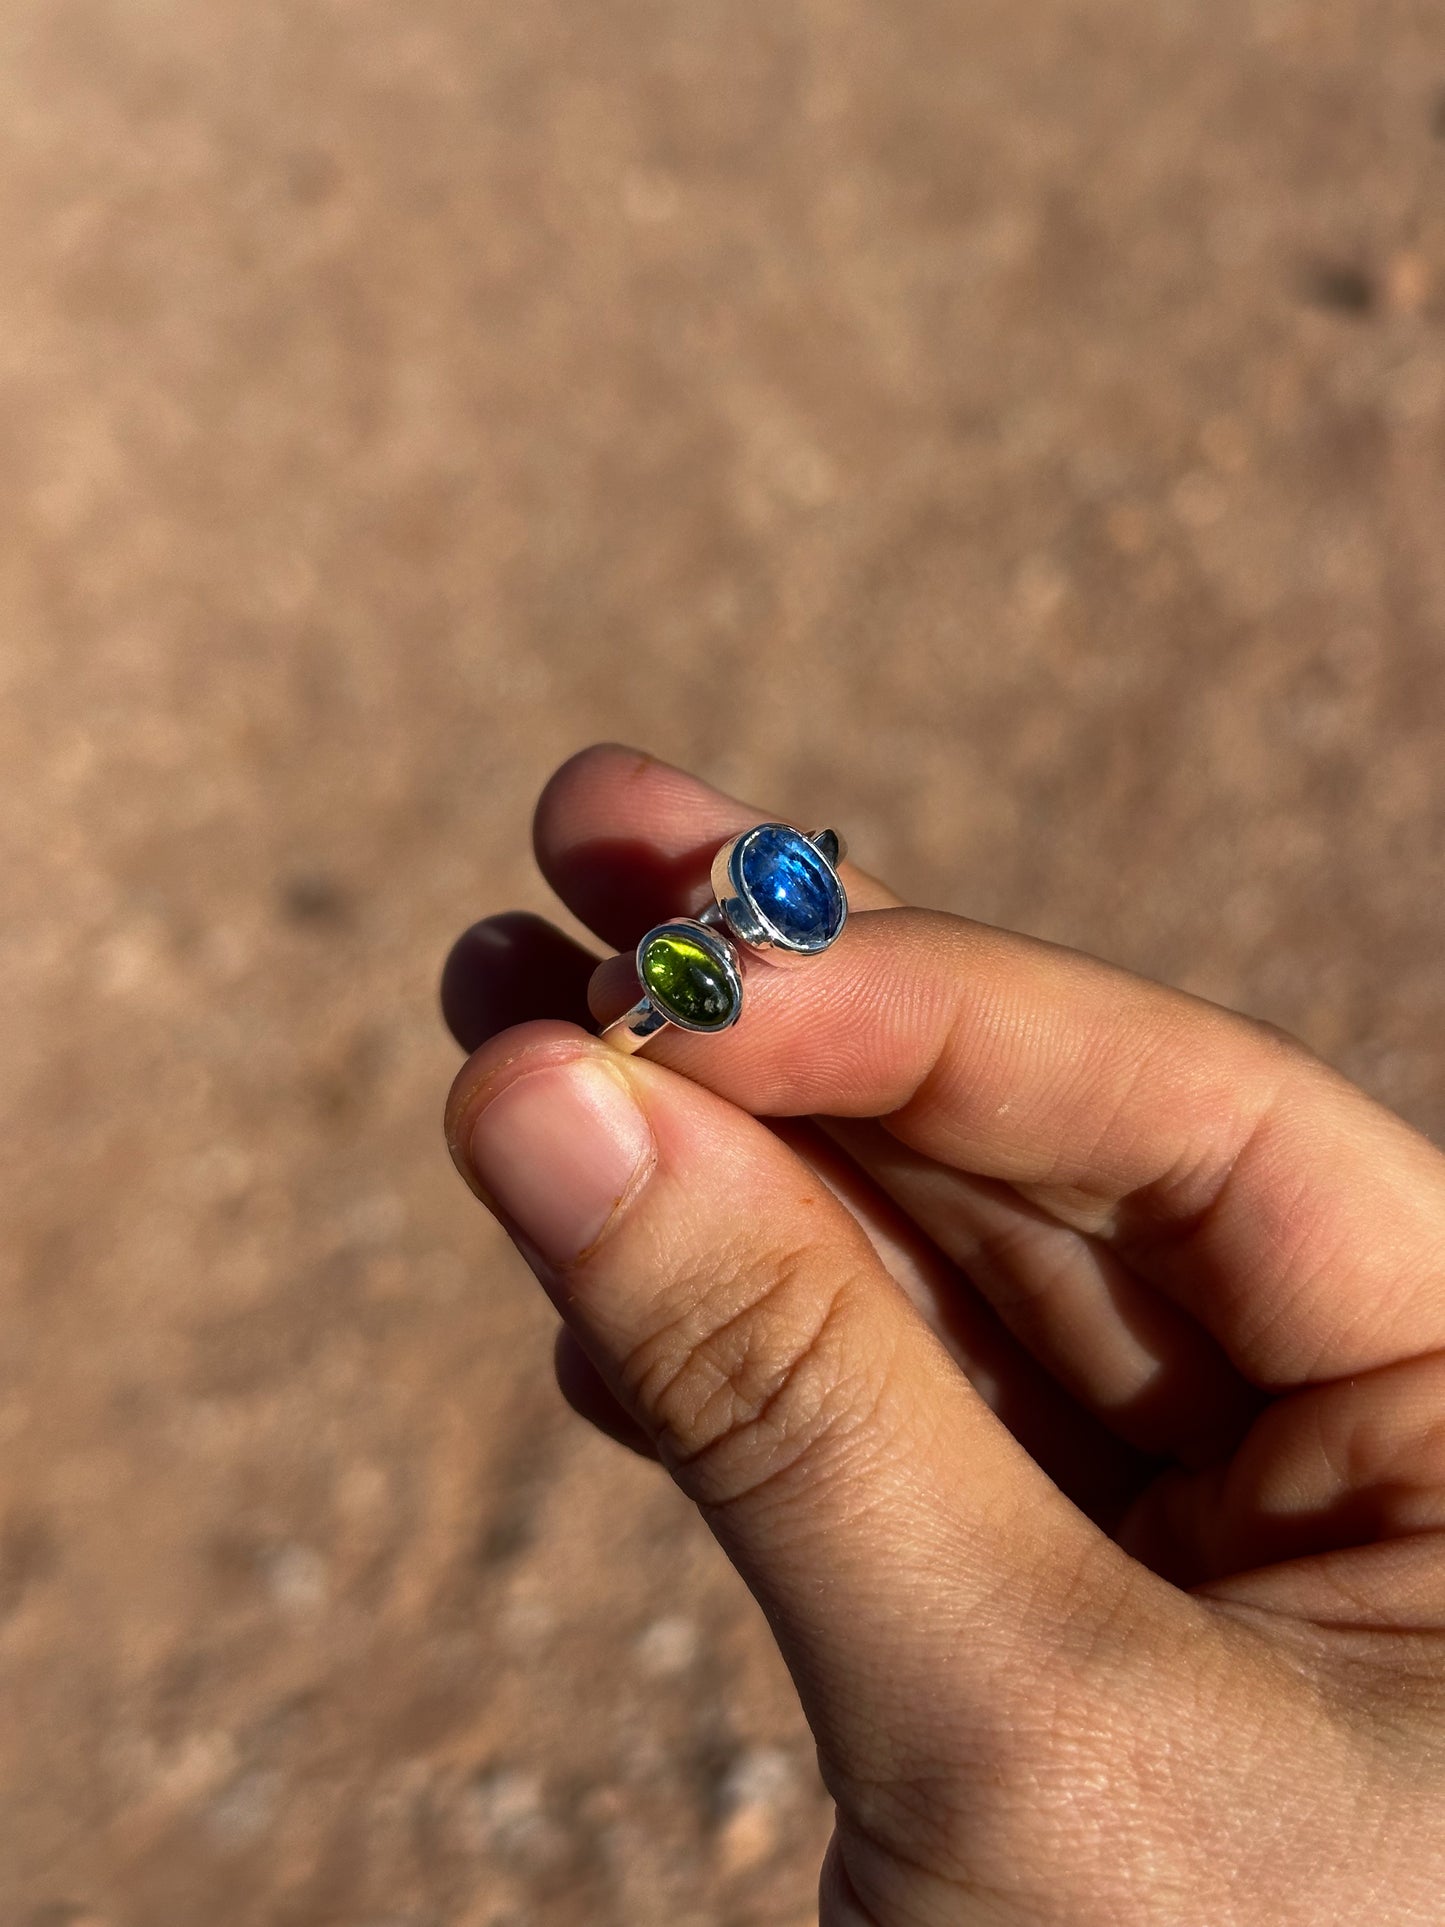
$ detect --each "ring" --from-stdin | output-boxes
[600,824,848,1056]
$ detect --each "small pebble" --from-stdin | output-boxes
[633,1615,698,1679]
[458,1765,568,1873]
[713,1746,796,1875]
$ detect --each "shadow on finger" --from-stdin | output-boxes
[553,1326,659,1460]
[538,832,724,954]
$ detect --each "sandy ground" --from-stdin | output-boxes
[3,1,1445,1921]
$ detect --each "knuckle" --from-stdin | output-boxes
[1243,1012,1318,1065]
[620,1240,886,1512]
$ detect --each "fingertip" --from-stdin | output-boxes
[531,742,666,864]
[443,1018,602,1171]
[532,750,727,948]
[530,748,900,958]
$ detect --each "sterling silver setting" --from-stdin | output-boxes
[600,826,847,1056]
[705,823,849,964]
[599,916,745,1057]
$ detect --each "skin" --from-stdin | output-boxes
[442,743,1445,1925]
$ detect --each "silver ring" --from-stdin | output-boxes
[601,825,848,1056]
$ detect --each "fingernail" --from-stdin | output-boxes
[465,1054,655,1267]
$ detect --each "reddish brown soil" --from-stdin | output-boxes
[3,2,1445,1921]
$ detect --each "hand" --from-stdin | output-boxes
[442,744,1445,1925]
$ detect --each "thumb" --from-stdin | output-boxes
[446,1020,1157,1787]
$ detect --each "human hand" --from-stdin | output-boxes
[442,744,1445,1925]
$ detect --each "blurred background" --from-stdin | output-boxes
[3,0,1445,1921]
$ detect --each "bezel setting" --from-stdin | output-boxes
[709,823,849,962]
[633,918,744,1034]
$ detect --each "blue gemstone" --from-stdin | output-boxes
[739,826,845,949]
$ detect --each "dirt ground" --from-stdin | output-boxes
[3,1,1445,1921]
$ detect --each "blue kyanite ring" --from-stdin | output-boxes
[600,823,849,1055]
[710,823,849,958]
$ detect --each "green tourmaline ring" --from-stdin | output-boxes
[600,824,848,1056]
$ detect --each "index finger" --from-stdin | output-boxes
[532,741,902,946]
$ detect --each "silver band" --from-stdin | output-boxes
[600,999,671,1056]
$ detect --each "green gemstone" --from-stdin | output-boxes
[641,929,739,1030]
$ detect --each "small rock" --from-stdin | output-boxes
[716,1745,795,1816]
[712,1745,796,1876]
[633,1615,698,1679]
[265,1542,328,1614]
[457,1765,568,1874]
